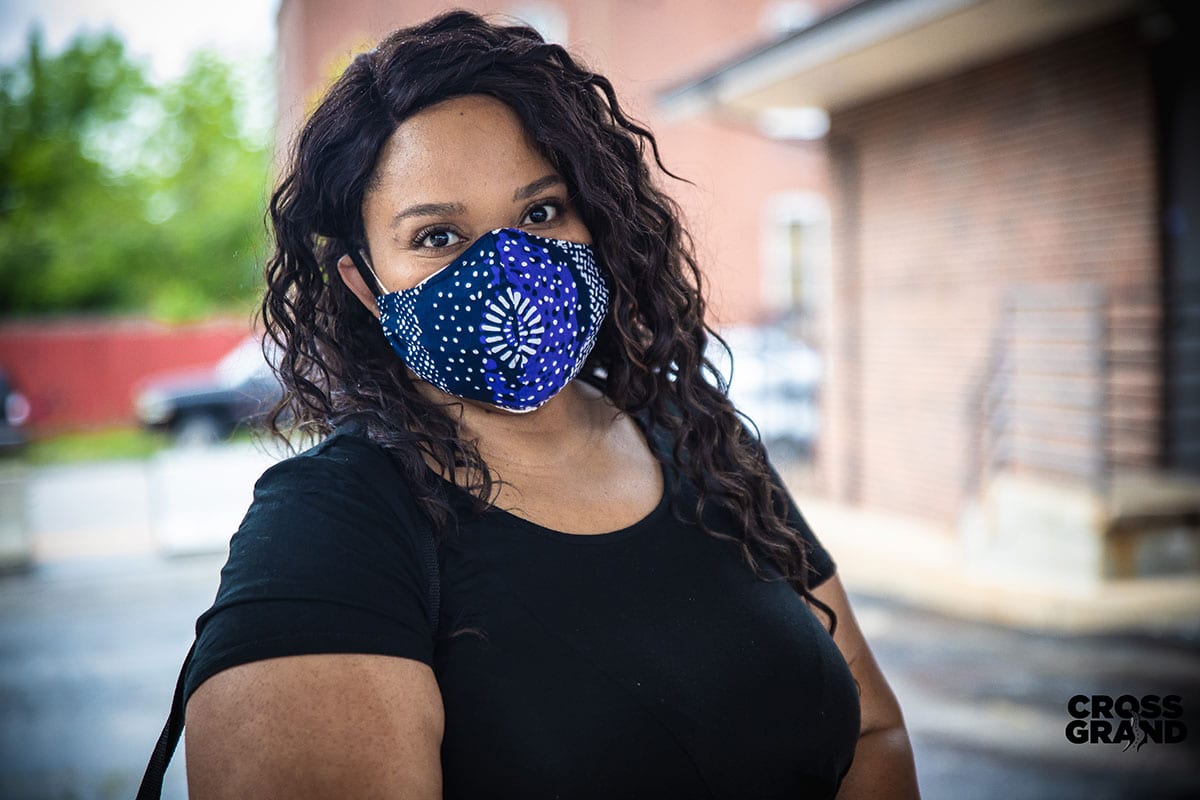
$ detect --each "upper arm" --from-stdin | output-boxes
[810,574,907,738]
[181,437,443,797]
[185,653,444,800]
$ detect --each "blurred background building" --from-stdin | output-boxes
[662,0,1200,626]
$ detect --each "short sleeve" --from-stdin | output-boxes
[183,433,435,703]
[764,455,837,587]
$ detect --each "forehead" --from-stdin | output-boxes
[368,94,553,197]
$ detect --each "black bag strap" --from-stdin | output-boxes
[134,640,194,800]
[135,423,442,798]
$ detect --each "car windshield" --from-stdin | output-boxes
[214,338,275,387]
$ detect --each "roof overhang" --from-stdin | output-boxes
[658,0,1144,124]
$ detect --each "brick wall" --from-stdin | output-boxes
[822,20,1160,525]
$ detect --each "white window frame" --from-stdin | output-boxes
[760,191,831,323]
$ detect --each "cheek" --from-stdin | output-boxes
[370,252,445,294]
[562,218,594,247]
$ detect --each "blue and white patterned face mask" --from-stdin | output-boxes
[358,227,609,414]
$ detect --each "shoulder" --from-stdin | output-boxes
[184,427,438,700]
[223,427,430,595]
[252,426,409,503]
[237,427,427,540]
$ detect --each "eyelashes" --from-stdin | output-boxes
[411,227,463,250]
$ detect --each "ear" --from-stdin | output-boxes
[337,254,381,319]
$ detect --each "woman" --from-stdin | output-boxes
[181,10,919,799]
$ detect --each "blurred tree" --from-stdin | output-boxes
[0,30,270,321]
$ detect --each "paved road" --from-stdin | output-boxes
[1,448,1199,798]
[0,554,212,800]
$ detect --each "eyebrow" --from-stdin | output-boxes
[512,174,564,202]
[390,201,465,227]
[389,174,565,228]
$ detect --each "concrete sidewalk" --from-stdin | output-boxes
[6,441,285,565]
[791,489,1200,639]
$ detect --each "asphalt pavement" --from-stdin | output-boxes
[1,446,1198,799]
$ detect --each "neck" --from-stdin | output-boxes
[418,378,610,475]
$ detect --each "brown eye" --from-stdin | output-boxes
[522,202,560,226]
[414,228,463,249]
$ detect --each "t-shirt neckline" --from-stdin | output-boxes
[429,404,672,543]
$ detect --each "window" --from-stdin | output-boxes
[761,191,831,338]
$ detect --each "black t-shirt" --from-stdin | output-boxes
[184,413,861,799]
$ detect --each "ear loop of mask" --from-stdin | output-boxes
[347,247,388,297]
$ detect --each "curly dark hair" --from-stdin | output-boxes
[261,9,837,634]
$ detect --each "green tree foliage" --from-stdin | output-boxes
[0,30,270,320]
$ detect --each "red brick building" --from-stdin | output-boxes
[664,0,1200,600]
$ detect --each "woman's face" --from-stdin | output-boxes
[339,93,593,309]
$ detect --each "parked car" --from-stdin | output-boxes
[0,367,31,454]
[707,325,821,458]
[134,337,282,445]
